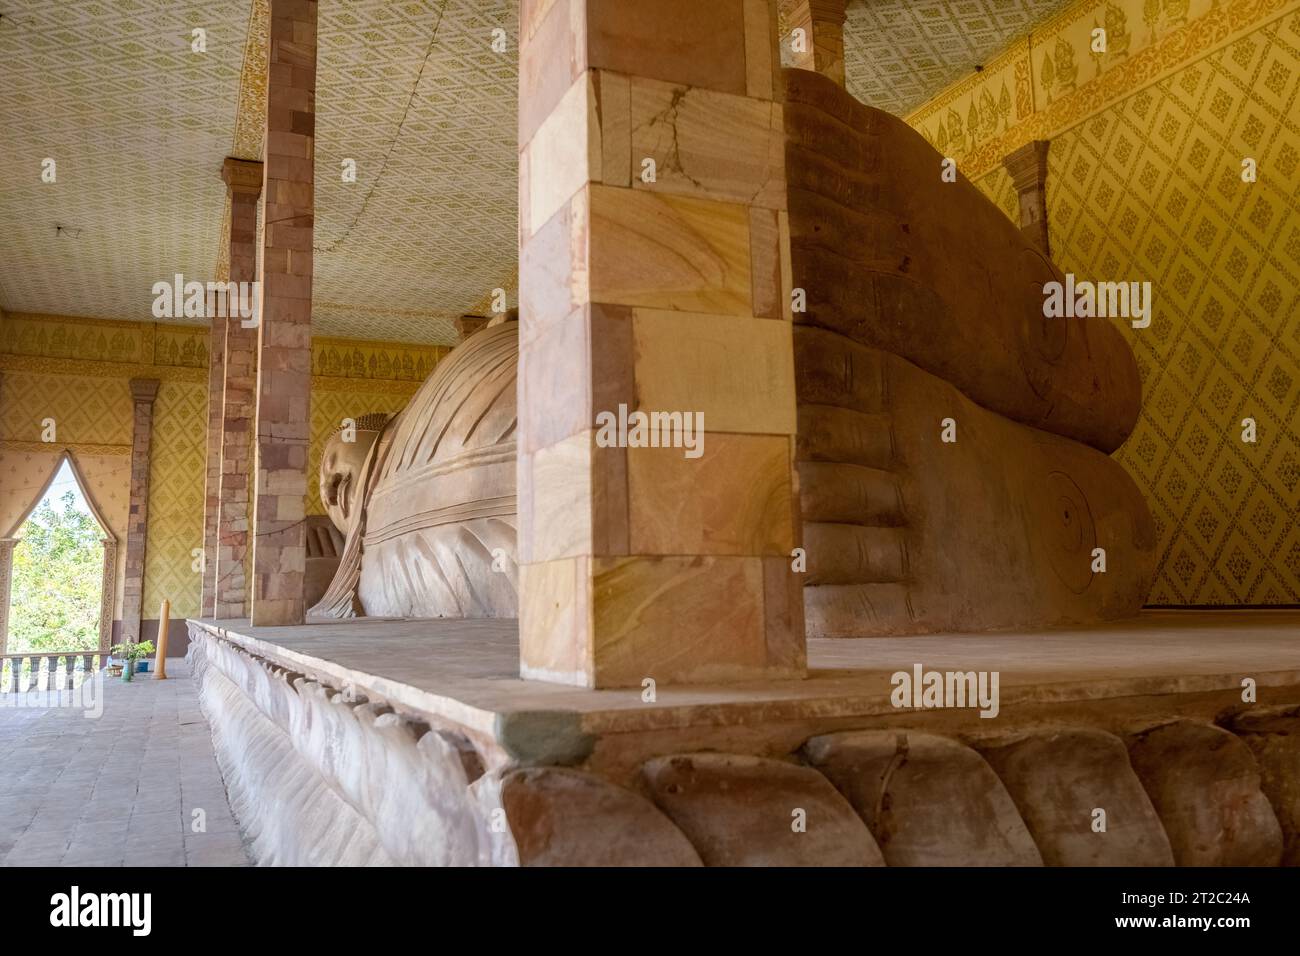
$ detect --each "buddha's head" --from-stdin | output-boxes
[320,412,391,532]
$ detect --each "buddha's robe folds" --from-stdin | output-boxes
[311,322,518,619]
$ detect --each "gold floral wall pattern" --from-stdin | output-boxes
[929,0,1300,604]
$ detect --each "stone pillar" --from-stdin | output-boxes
[1002,140,1052,256]
[249,0,316,626]
[99,538,117,653]
[214,158,263,619]
[0,537,15,655]
[781,0,847,86]
[121,378,160,644]
[200,299,226,618]
[517,0,805,688]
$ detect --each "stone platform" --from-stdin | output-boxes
[186,611,1300,867]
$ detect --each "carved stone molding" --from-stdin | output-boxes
[454,315,489,341]
[1002,139,1050,192]
[128,377,161,405]
[221,157,264,197]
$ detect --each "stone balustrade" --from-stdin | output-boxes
[0,652,104,694]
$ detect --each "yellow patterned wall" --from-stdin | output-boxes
[913,0,1300,604]
[142,380,208,619]
[1,313,439,620]
[973,165,1020,225]
[0,369,134,450]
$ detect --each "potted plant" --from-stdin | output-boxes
[110,640,155,682]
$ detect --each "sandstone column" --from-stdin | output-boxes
[781,0,847,86]
[517,0,805,688]
[121,378,160,644]
[250,0,316,626]
[0,537,15,655]
[1003,140,1052,255]
[213,158,263,619]
[200,293,226,617]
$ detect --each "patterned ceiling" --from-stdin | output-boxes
[309,0,518,343]
[0,0,250,330]
[0,0,518,346]
[841,0,1076,115]
[1,0,1069,344]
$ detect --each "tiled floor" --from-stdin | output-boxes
[0,658,249,867]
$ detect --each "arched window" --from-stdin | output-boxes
[0,453,117,684]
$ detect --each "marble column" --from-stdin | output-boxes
[0,537,15,656]
[1003,140,1052,256]
[250,0,316,626]
[120,378,160,644]
[781,0,847,87]
[517,0,805,688]
[214,158,263,620]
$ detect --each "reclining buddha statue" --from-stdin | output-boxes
[313,68,1155,635]
[311,319,519,619]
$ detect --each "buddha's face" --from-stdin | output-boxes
[320,428,380,531]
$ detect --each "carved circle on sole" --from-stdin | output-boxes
[1036,470,1096,595]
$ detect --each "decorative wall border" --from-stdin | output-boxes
[2,312,445,389]
[906,0,1300,179]
[311,376,423,396]
[0,353,206,383]
[907,34,1033,128]
[0,312,203,369]
[0,440,131,457]
[0,353,434,390]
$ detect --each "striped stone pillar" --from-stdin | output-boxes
[121,378,160,643]
[516,0,805,688]
[213,158,263,619]
[200,295,226,615]
[250,0,316,626]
